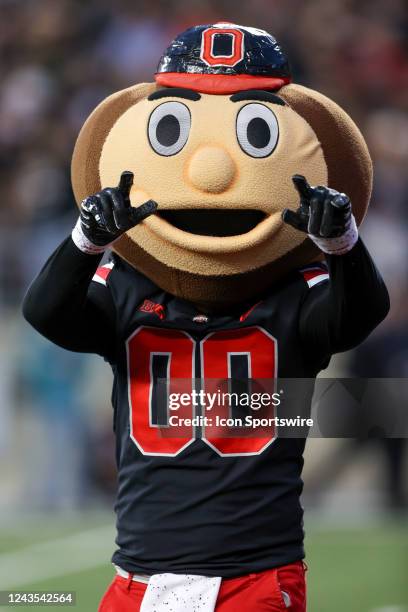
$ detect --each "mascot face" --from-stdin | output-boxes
[72,23,372,308]
[99,89,327,271]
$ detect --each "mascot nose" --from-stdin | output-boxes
[187,146,236,194]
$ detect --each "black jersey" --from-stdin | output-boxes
[22,237,389,577]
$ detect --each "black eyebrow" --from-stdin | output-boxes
[230,90,286,106]
[148,88,201,102]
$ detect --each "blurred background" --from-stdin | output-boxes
[0,0,407,610]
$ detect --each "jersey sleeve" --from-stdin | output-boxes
[298,238,390,364]
[22,236,117,362]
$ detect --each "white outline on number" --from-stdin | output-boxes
[127,325,278,457]
[148,352,171,428]
[200,326,279,457]
[126,325,196,457]
[227,351,252,378]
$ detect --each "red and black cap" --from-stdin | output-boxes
[155,22,291,94]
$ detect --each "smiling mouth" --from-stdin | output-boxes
[156,209,266,237]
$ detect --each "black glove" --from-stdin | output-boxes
[79,171,157,247]
[282,174,352,238]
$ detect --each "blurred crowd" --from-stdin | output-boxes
[0,0,407,512]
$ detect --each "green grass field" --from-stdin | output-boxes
[0,514,407,611]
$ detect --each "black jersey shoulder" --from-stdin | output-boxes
[91,253,162,307]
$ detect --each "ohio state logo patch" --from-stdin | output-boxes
[200,25,244,67]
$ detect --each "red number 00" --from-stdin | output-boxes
[127,326,277,456]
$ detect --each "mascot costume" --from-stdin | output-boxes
[24,23,389,612]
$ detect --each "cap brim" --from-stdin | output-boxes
[155,72,291,94]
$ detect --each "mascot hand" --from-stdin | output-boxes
[282,175,358,255]
[72,171,157,254]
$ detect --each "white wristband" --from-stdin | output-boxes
[71,218,107,255]
[309,215,358,255]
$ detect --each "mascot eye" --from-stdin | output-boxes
[148,101,191,156]
[236,103,279,158]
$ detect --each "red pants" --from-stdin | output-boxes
[98,561,307,611]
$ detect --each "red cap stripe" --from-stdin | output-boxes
[155,72,291,94]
